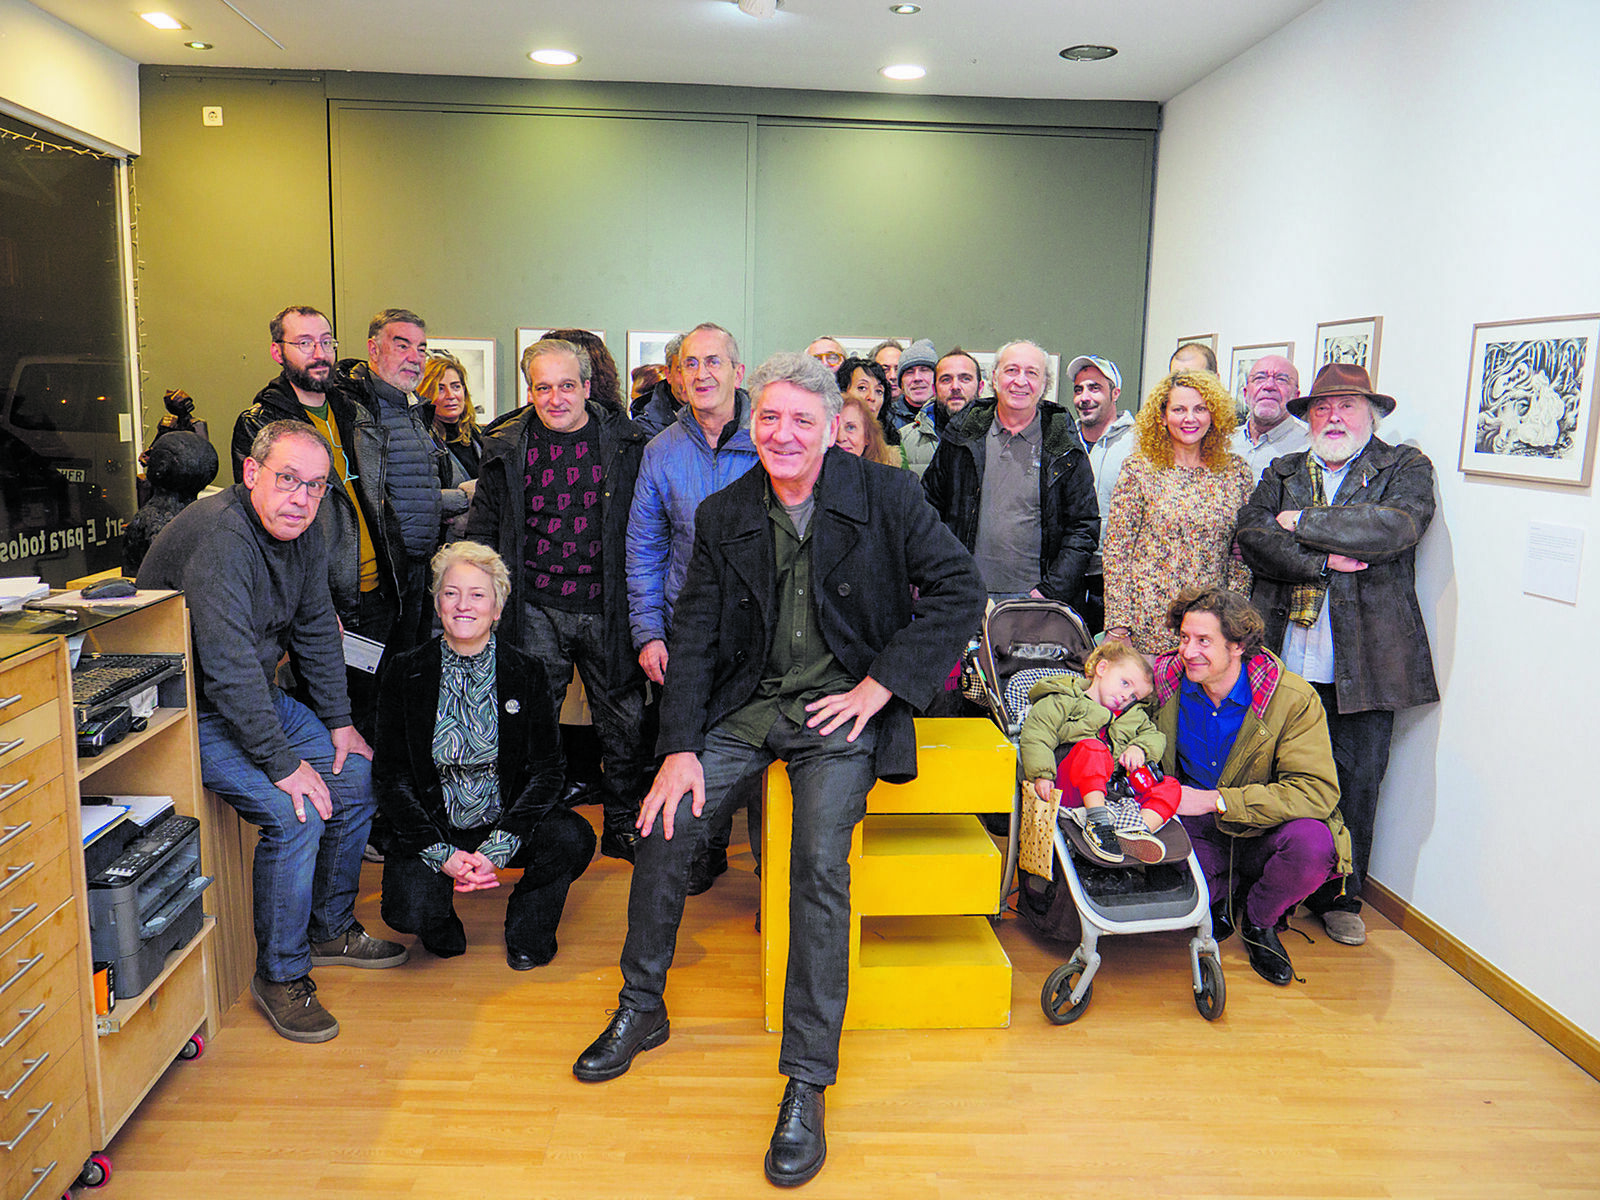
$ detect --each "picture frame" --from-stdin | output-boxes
[1228,341,1295,407]
[424,337,496,423]
[1314,316,1383,383]
[1457,312,1600,487]
[627,329,681,382]
[834,335,911,360]
[514,328,609,412]
[1176,333,1218,352]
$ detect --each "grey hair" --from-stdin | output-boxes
[430,540,512,609]
[663,333,686,367]
[521,338,591,388]
[249,419,330,469]
[868,338,905,359]
[367,308,426,340]
[747,351,843,420]
[683,322,741,366]
[994,339,1055,395]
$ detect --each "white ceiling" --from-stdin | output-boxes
[33,0,1319,103]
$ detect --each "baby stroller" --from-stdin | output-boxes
[969,598,1225,1024]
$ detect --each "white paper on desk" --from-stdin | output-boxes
[1523,521,1583,605]
[81,804,130,845]
[88,794,175,827]
[343,632,385,674]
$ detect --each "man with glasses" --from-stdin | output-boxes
[139,420,407,1043]
[805,336,847,372]
[1239,354,1309,479]
[230,306,395,737]
[467,339,650,862]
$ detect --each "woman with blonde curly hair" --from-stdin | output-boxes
[1101,369,1253,654]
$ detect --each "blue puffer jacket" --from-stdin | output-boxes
[626,393,758,649]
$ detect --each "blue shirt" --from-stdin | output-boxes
[1175,668,1253,789]
[1279,451,1356,684]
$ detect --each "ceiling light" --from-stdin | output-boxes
[880,64,926,81]
[185,41,212,50]
[890,4,921,12]
[140,12,188,31]
[529,49,580,66]
[1059,44,1118,61]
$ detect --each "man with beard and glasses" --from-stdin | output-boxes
[230,306,396,738]
[1236,363,1439,950]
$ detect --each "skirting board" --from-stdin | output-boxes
[1365,878,1599,1082]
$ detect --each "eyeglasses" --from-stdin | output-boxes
[1248,371,1295,387]
[681,354,727,372]
[269,469,329,499]
[813,351,845,367]
[278,337,339,354]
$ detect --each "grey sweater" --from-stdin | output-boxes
[136,485,351,780]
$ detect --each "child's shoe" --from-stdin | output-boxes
[1116,826,1167,864]
[1069,807,1125,864]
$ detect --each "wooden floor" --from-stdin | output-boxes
[102,817,1600,1199]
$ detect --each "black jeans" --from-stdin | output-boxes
[1305,681,1395,915]
[380,807,595,956]
[618,715,877,1087]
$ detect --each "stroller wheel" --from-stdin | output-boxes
[1194,953,1226,1021]
[1041,963,1092,1024]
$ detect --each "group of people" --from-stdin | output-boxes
[132,304,1438,1188]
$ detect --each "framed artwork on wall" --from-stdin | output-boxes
[627,330,681,382]
[1228,341,1294,406]
[835,335,910,359]
[1177,332,1218,352]
[514,328,609,412]
[1458,312,1600,487]
[425,337,496,423]
[1315,316,1383,382]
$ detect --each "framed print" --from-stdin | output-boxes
[627,329,681,381]
[424,337,496,423]
[1228,341,1295,406]
[1458,313,1600,486]
[835,334,910,359]
[1177,333,1218,352]
[1315,316,1383,382]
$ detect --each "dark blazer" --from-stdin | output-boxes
[373,636,565,856]
[658,448,985,783]
[1235,437,1439,713]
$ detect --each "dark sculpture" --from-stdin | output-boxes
[123,429,218,574]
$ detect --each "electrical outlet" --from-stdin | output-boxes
[202,106,223,126]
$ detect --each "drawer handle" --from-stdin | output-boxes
[0,693,20,712]
[0,738,24,757]
[0,1050,47,1100]
[21,1160,61,1200]
[0,818,31,848]
[0,778,29,804]
[0,1002,45,1048]
[0,861,35,895]
[0,1100,52,1150]
[1,953,44,994]
[0,902,37,940]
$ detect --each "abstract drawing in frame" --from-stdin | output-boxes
[1315,316,1383,383]
[1458,313,1600,487]
[627,330,681,383]
[424,337,496,423]
[1228,341,1294,407]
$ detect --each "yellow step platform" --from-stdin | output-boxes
[762,717,1017,1032]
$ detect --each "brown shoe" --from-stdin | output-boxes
[310,920,409,969]
[251,973,339,1043]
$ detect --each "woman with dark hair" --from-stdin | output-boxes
[375,541,595,969]
[546,328,623,412]
[1102,370,1253,655]
[835,356,900,446]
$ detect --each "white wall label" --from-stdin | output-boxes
[1523,521,1583,605]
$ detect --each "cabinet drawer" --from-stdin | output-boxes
[0,901,77,1004]
[0,951,80,1061]
[0,840,72,962]
[0,704,60,774]
[97,930,208,1137]
[0,984,82,1108]
[2,1084,88,1200]
[0,653,59,733]
[0,778,69,873]
[0,741,63,819]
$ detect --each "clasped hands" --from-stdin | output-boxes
[1276,510,1367,573]
[442,849,501,893]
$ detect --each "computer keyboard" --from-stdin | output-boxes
[71,653,183,710]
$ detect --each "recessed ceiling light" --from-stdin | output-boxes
[890,4,921,13]
[185,41,212,50]
[880,63,926,81]
[529,48,580,66]
[1059,44,1117,61]
[140,12,188,31]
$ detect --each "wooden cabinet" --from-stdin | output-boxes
[0,591,220,1198]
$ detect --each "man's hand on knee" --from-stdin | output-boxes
[329,723,374,774]
[637,752,704,840]
[274,759,333,822]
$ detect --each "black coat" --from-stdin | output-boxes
[373,636,565,856]
[464,401,646,679]
[922,399,1100,603]
[659,448,985,783]
[1235,437,1439,713]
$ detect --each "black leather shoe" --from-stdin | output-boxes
[507,941,555,971]
[686,848,729,896]
[1242,920,1294,986]
[420,912,467,958]
[600,825,639,863]
[572,1006,669,1082]
[764,1078,826,1187]
[1209,900,1234,944]
[559,780,595,808]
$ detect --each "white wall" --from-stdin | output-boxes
[0,0,139,154]
[1147,0,1600,1040]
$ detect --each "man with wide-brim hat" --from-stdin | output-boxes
[1233,361,1438,954]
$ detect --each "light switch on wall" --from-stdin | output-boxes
[202,106,223,126]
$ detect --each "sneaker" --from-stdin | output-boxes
[1319,909,1367,946]
[251,973,339,1043]
[1117,826,1167,864]
[310,920,409,969]
[1070,808,1124,865]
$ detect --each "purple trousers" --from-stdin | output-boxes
[1180,812,1337,928]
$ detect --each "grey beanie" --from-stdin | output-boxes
[897,338,938,381]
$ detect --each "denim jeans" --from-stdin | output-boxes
[520,602,647,831]
[619,714,877,1087]
[198,691,376,982]
[380,807,596,958]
